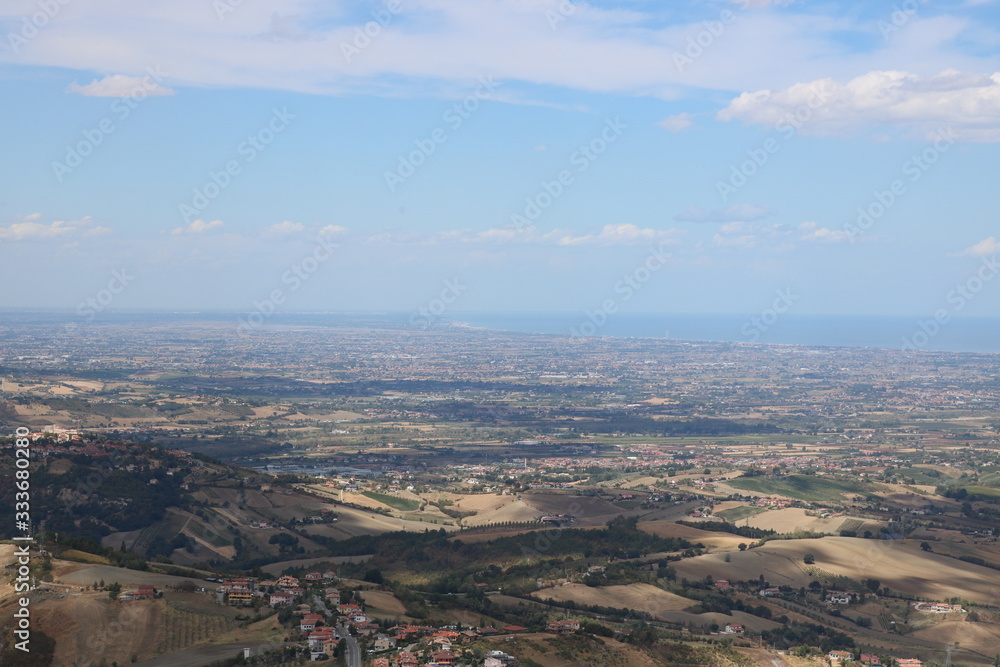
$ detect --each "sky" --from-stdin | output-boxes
[2,0,1000,325]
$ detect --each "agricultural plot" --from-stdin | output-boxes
[715,505,768,522]
[673,537,1000,605]
[362,490,421,511]
[746,509,878,536]
[154,598,239,656]
[532,583,695,619]
[728,475,873,502]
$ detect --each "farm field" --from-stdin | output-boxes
[725,475,874,502]
[715,505,768,522]
[5,589,249,667]
[532,583,695,618]
[909,615,1000,659]
[636,520,749,550]
[672,537,1000,605]
[360,590,408,616]
[745,508,881,535]
[520,493,633,526]
[53,562,206,588]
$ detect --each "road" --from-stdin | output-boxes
[336,623,361,667]
[314,594,359,667]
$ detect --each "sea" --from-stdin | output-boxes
[446,313,1000,355]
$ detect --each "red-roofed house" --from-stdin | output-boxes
[300,613,324,632]
[431,650,457,665]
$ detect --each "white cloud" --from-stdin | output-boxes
[552,223,680,246]
[3,0,980,104]
[264,220,306,237]
[657,113,695,133]
[797,221,851,243]
[0,215,110,241]
[319,225,348,236]
[67,73,174,97]
[719,69,1000,141]
[361,223,681,247]
[675,203,772,223]
[953,236,1000,257]
[171,219,224,235]
[713,232,757,248]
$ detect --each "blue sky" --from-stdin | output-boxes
[2,0,1000,322]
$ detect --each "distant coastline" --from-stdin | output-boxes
[2,309,998,354]
[446,312,1000,355]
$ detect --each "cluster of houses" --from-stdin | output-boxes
[828,651,924,666]
[213,571,339,607]
[912,601,965,613]
[370,626,528,666]
[216,577,256,606]
[755,497,791,508]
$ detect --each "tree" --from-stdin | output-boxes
[920,541,932,552]
[738,543,748,551]
[803,553,815,565]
